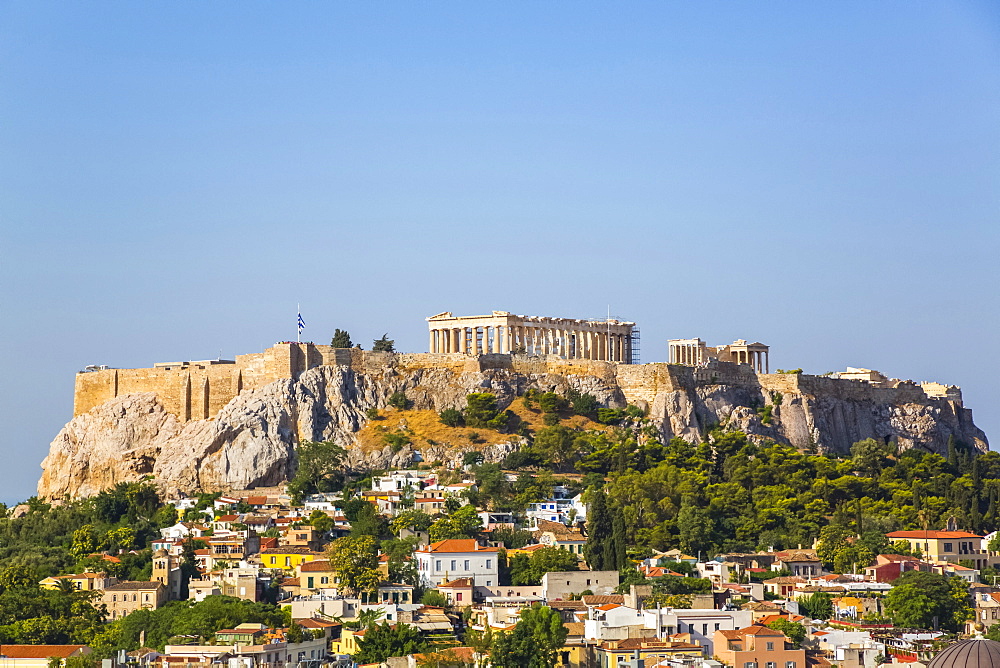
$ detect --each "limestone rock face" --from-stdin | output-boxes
[37,361,988,499]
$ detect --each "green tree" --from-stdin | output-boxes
[331,329,353,348]
[464,393,501,428]
[533,426,577,470]
[440,408,464,427]
[490,604,567,668]
[420,589,449,607]
[355,621,426,664]
[765,618,805,647]
[373,334,395,353]
[799,592,834,620]
[676,496,713,556]
[288,440,346,503]
[326,536,381,596]
[391,509,434,535]
[429,505,483,542]
[883,571,972,631]
[511,547,579,585]
[585,489,613,570]
[388,392,410,409]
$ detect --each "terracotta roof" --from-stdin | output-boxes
[104,581,163,591]
[299,560,333,572]
[740,624,786,637]
[595,603,622,611]
[536,519,584,540]
[582,594,625,605]
[0,646,86,658]
[417,539,497,554]
[246,496,268,505]
[298,618,340,629]
[763,576,807,584]
[548,600,587,609]
[261,547,322,555]
[280,578,300,587]
[887,530,982,539]
[877,554,923,563]
[439,578,474,588]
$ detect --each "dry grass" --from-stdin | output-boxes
[353,397,609,454]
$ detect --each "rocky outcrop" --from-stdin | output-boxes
[37,360,989,499]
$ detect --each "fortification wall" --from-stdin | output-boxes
[73,343,960,421]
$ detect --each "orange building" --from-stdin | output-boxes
[713,624,806,668]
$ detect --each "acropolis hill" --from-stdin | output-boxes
[40,313,989,499]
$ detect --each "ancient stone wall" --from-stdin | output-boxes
[72,343,967,422]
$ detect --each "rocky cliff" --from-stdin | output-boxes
[37,359,989,499]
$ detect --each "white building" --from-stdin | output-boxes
[414,539,499,588]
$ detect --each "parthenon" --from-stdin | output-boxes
[427,311,636,362]
[668,337,770,373]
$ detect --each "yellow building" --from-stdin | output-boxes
[885,530,986,569]
[260,547,323,572]
[39,572,113,591]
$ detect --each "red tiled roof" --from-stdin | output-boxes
[417,539,497,554]
[886,530,982,539]
[299,560,332,572]
[0,646,86,658]
[439,578,474,588]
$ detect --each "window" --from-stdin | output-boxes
[112,595,117,602]
[944,543,954,552]
[702,624,708,635]
[587,579,592,586]
[457,593,463,601]
[321,576,328,584]
[745,662,757,668]
[766,642,774,651]
[766,663,776,668]
[464,560,470,570]
[715,623,720,631]
[786,662,797,668]
[451,560,457,570]
[436,560,442,570]
[486,559,492,569]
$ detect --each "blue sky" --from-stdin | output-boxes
[2,2,998,504]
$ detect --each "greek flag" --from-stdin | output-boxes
[297,312,306,334]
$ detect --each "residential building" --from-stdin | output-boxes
[534,519,586,556]
[542,570,619,599]
[39,572,115,591]
[771,550,823,577]
[713,624,807,668]
[0,645,92,668]
[595,638,704,668]
[885,530,987,569]
[102,581,168,620]
[260,546,324,572]
[414,539,499,588]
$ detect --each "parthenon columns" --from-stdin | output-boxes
[426,311,636,362]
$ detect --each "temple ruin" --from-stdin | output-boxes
[668,337,770,373]
[426,311,637,362]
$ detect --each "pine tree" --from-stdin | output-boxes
[584,489,612,570]
[331,329,353,348]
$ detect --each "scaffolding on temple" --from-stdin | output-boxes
[629,325,641,364]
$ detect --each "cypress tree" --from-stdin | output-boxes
[947,436,958,470]
[585,489,612,570]
[612,505,627,569]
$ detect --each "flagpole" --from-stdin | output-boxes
[297,303,301,343]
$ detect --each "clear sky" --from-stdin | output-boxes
[2,2,998,504]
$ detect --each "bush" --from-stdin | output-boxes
[538,392,566,414]
[365,407,381,420]
[568,390,599,418]
[383,432,411,452]
[439,408,464,427]
[543,412,561,426]
[597,408,624,424]
[388,392,410,410]
[465,393,503,429]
